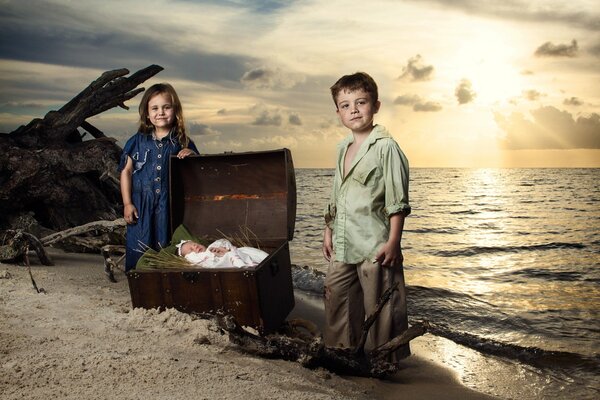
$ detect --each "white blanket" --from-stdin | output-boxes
[178,239,268,268]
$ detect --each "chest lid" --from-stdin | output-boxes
[169,148,296,246]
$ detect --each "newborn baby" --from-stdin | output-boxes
[177,239,268,268]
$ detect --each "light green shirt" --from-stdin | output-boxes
[324,125,411,264]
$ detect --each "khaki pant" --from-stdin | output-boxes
[323,258,410,362]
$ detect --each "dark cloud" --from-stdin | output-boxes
[189,122,220,136]
[0,3,253,84]
[495,106,600,149]
[413,102,442,112]
[535,39,579,57]
[288,113,302,126]
[393,94,422,105]
[252,110,282,126]
[564,97,583,106]
[522,89,544,101]
[393,94,441,112]
[409,0,600,32]
[398,55,434,81]
[240,66,303,89]
[455,79,476,104]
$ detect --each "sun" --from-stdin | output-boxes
[441,21,526,107]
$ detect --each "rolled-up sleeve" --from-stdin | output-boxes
[381,140,411,217]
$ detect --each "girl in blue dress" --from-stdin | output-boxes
[119,83,198,271]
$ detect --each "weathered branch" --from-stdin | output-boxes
[355,281,399,355]
[0,230,54,266]
[0,219,125,265]
[10,64,163,147]
[214,314,427,378]
[42,218,126,246]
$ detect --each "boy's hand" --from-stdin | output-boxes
[124,204,138,224]
[177,148,195,159]
[374,240,403,267]
[322,226,333,261]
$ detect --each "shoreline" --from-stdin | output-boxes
[2,248,498,399]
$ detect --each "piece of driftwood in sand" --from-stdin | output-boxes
[0,218,126,266]
[212,282,428,378]
[0,65,163,237]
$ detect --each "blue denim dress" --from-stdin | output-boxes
[119,131,198,270]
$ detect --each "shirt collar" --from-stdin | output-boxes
[339,124,390,147]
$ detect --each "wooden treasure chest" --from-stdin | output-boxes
[127,149,297,334]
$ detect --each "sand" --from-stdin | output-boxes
[1,248,499,399]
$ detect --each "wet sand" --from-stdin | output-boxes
[1,248,498,399]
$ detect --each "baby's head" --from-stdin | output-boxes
[180,241,206,256]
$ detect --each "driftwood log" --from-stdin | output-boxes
[0,218,126,266]
[0,65,162,238]
[211,283,428,378]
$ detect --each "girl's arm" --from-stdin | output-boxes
[120,156,138,224]
[177,148,195,158]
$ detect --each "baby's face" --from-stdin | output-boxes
[209,247,229,257]
[181,241,206,256]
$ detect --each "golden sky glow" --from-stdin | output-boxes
[0,0,598,167]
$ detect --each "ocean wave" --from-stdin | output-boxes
[431,242,585,257]
[505,268,584,282]
[420,320,600,375]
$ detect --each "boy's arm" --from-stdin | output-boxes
[120,156,138,224]
[374,212,405,267]
[322,225,333,261]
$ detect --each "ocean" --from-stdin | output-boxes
[289,168,600,399]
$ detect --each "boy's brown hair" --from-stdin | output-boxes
[330,72,379,108]
[137,83,190,148]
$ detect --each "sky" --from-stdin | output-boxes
[1,0,599,168]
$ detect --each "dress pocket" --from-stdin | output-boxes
[132,149,150,174]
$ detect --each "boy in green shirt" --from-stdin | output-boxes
[322,72,411,362]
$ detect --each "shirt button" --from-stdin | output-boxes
[158,143,163,148]
[157,165,162,170]
[156,189,160,194]
[158,154,162,159]
[155,177,161,182]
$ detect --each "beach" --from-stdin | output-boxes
[1,248,498,400]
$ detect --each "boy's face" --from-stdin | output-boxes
[335,89,380,135]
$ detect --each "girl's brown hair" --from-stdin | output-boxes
[137,83,190,148]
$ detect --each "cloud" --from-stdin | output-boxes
[589,41,600,57]
[393,94,442,112]
[241,66,304,89]
[413,102,443,112]
[393,94,422,105]
[0,1,254,84]
[188,122,221,136]
[288,113,302,126]
[563,97,583,106]
[522,89,544,101]
[455,79,476,104]
[252,110,283,126]
[410,0,600,32]
[535,39,579,57]
[398,55,434,81]
[495,106,600,149]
